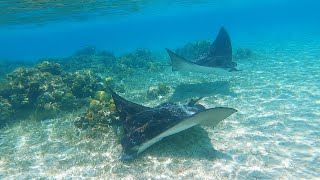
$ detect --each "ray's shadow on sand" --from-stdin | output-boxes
[169,81,236,102]
[143,126,232,161]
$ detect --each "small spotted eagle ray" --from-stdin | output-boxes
[166,26,238,73]
[110,89,237,161]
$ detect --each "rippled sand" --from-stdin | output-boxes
[0,39,319,179]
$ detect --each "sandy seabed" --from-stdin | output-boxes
[0,39,319,179]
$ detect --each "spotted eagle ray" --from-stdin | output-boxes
[110,89,237,161]
[166,26,238,73]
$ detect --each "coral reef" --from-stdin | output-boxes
[62,70,104,99]
[0,95,14,127]
[35,60,63,75]
[114,48,161,77]
[175,40,211,61]
[0,59,33,78]
[146,83,171,99]
[43,47,162,80]
[0,61,110,123]
[75,90,118,130]
[49,46,117,73]
[234,48,253,60]
[117,48,154,68]
[94,90,110,102]
[1,61,68,110]
[0,47,165,127]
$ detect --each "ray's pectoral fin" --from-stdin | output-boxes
[110,89,238,161]
[163,107,237,136]
[126,107,237,161]
[109,88,152,117]
[165,48,199,72]
[197,107,237,127]
[165,48,228,74]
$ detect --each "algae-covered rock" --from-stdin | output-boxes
[108,98,116,113]
[3,67,44,109]
[2,62,70,111]
[60,92,79,110]
[0,59,33,78]
[175,40,211,61]
[75,96,118,130]
[35,61,62,75]
[0,47,169,126]
[42,47,162,78]
[0,96,14,126]
[52,46,117,72]
[89,99,102,109]
[147,83,171,99]
[115,48,161,76]
[0,61,110,123]
[94,91,110,102]
[62,70,106,99]
[104,76,113,84]
[118,48,153,68]
[75,88,120,130]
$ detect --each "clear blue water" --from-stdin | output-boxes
[1,0,319,60]
[0,0,320,179]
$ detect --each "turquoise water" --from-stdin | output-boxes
[0,0,320,179]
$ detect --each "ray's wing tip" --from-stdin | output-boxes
[215,106,238,114]
[165,48,174,54]
[219,26,228,33]
[228,107,237,112]
[227,107,237,112]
